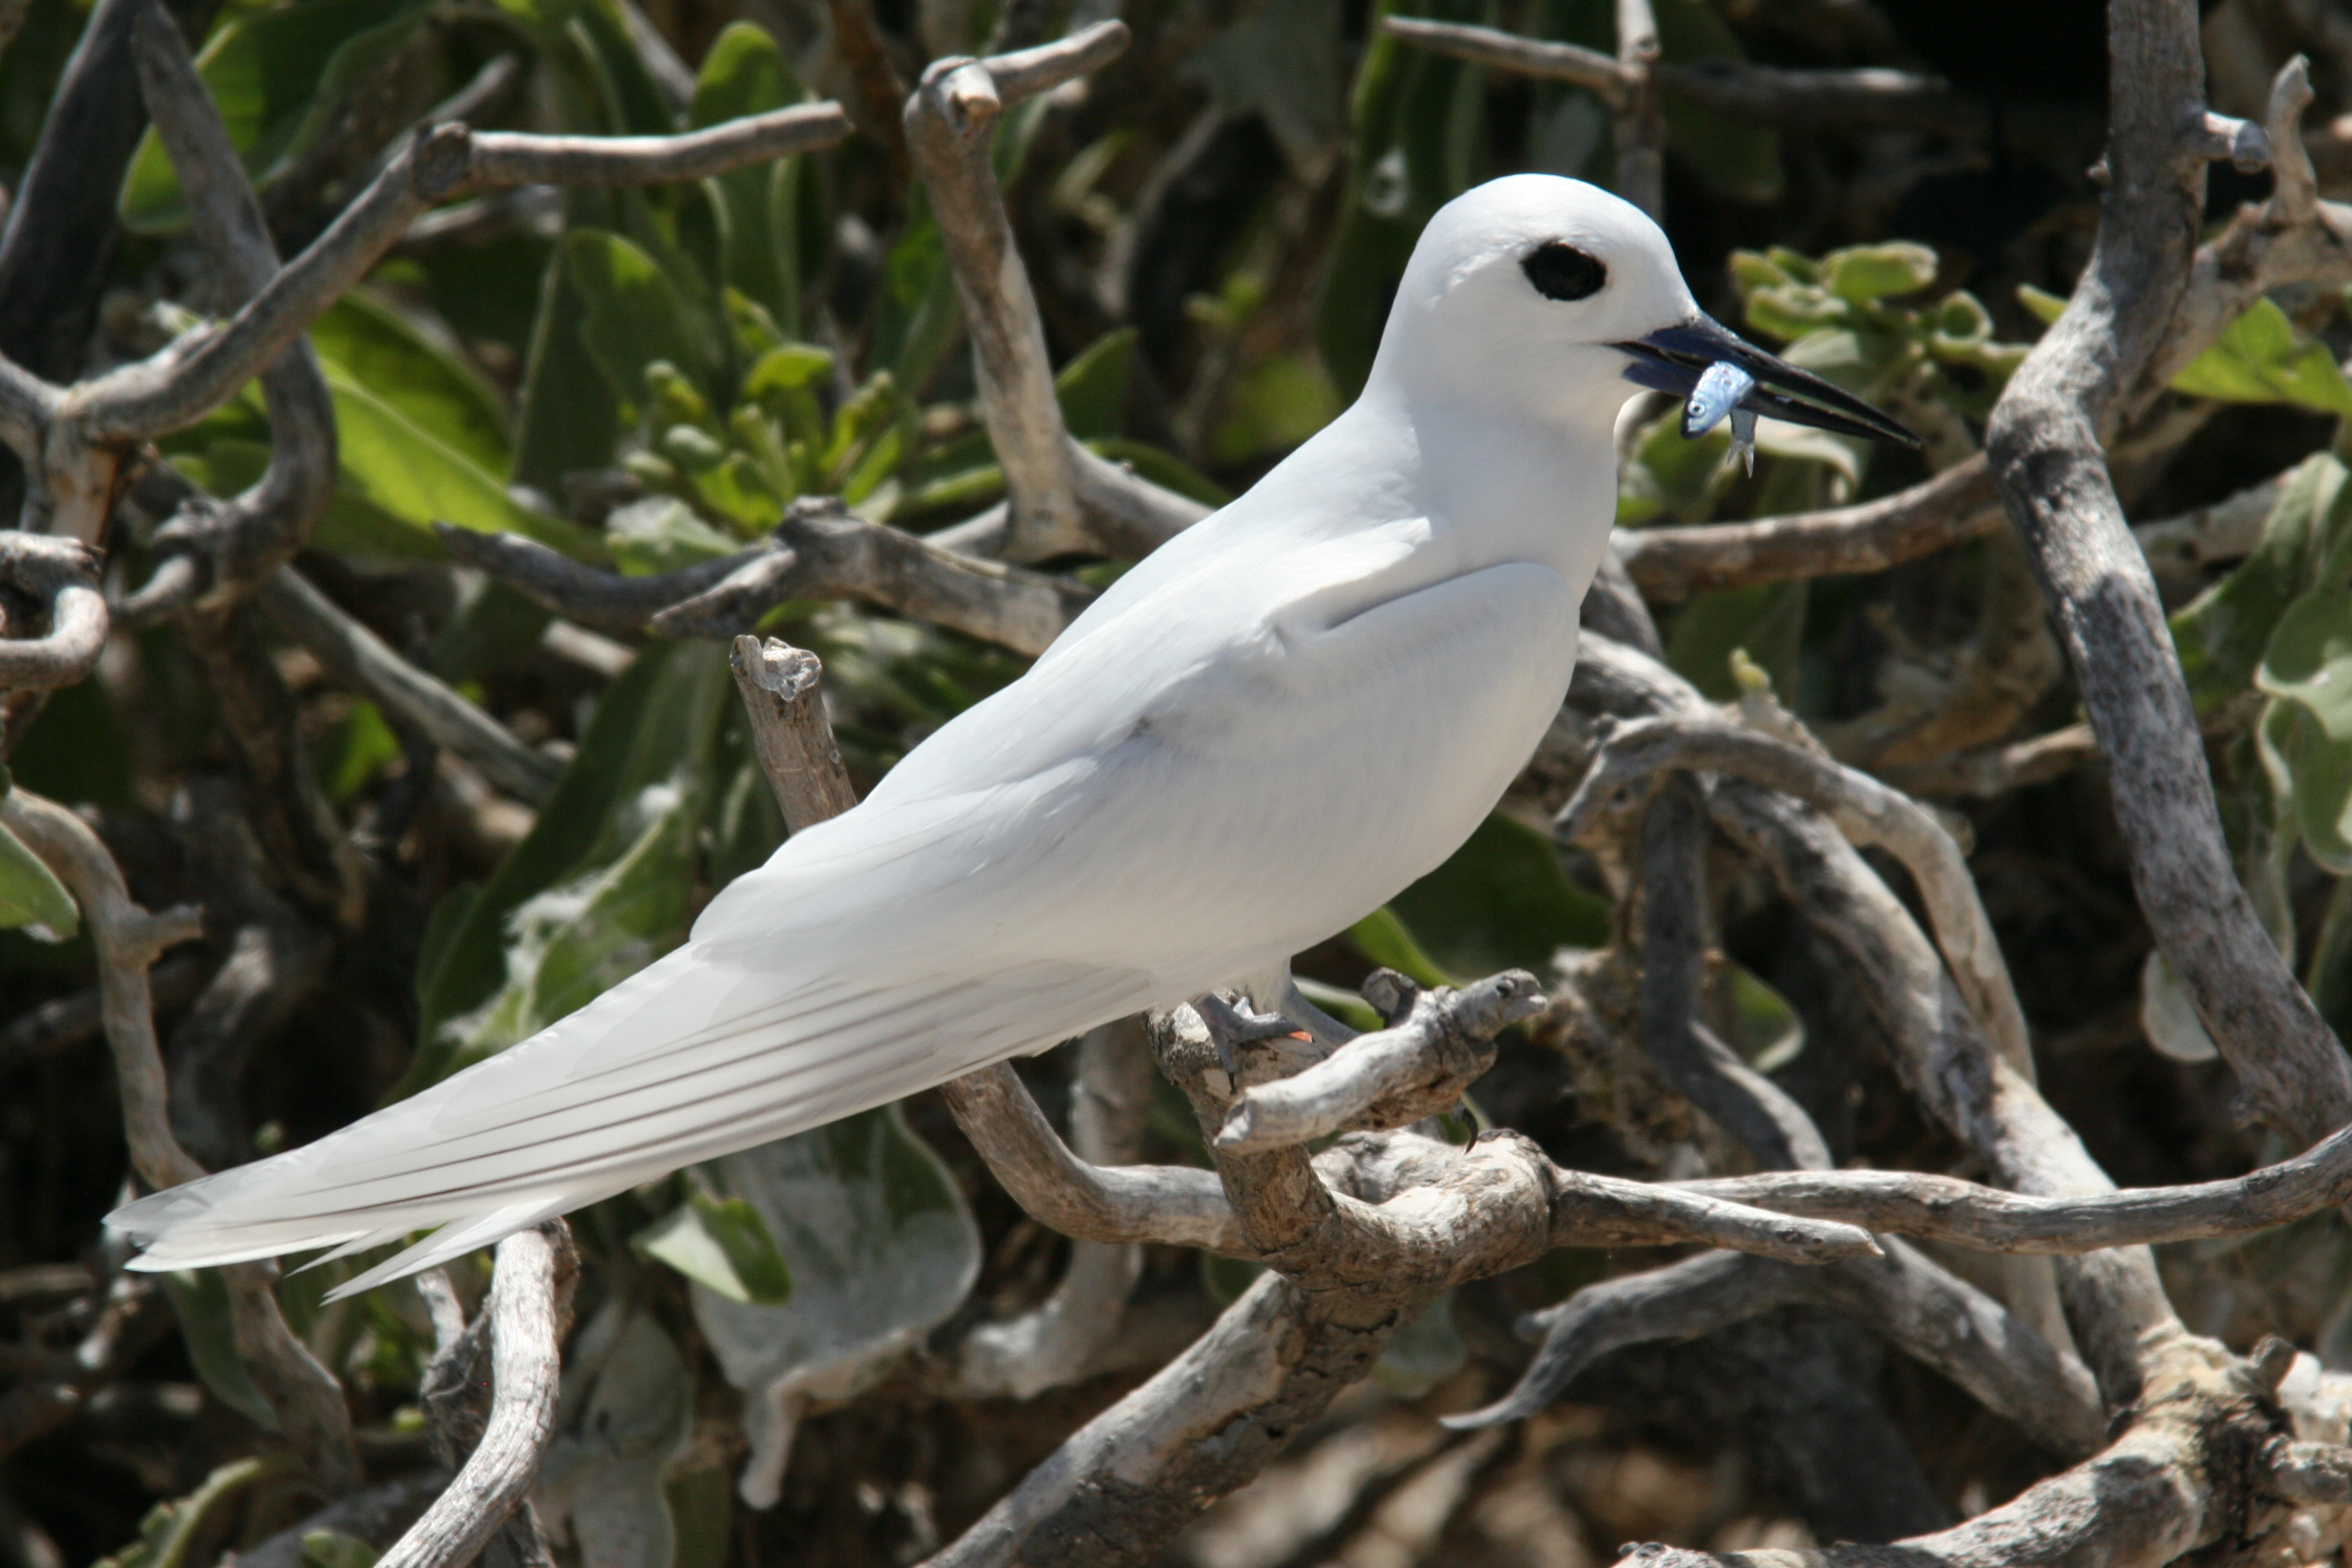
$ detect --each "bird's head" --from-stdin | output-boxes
[1373,174,1917,449]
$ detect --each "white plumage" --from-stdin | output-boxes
[109,174,1884,1297]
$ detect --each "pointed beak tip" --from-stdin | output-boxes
[1618,318,1923,451]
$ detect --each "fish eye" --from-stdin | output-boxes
[1522,242,1607,302]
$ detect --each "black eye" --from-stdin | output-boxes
[1522,242,1606,302]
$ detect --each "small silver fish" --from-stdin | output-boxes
[1683,361,1759,476]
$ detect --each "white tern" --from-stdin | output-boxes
[110,174,1914,1296]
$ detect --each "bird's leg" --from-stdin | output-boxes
[1192,990,1311,1081]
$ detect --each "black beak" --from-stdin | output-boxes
[1614,314,1921,448]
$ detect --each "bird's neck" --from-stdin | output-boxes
[1351,374,1624,592]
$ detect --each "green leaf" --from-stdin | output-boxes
[2016,283,2066,326]
[1384,811,1610,981]
[514,240,623,496]
[1210,352,1341,463]
[566,229,710,419]
[635,1186,794,1303]
[1314,0,1493,398]
[1348,904,1458,988]
[1667,580,1809,703]
[538,1300,693,1568]
[309,290,512,475]
[2174,453,2350,710]
[1821,242,1938,303]
[691,1106,981,1507]
[404,642,735,1092]
[1729,964,1804,1072]
[160,1271,278,1430]
[690,22,805,334]
[2261,693,2352,875]
[1654,0,1780,202]
[1055,327,1136,441]
[2258,587,2352,738]
[2170,297,2352,418]
[119,0,429,233]
[318,699,401,803]
[323,365,597,557]
[0,817,75,936]
[871,203,963,397]
[299,1534,380,1568]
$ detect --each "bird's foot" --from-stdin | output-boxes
[1192,990,1312,1080]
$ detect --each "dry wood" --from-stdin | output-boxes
[261,567,561,805]
[1611,454,2002,601]
[1445,1243,2107,1456]
[375,1224,578,1568]
[1612,0,1663,218]
[441,497,1095,657]
[900,21,1207,563]
[1213,972,1542,1153]
[0,533,105,692]
[1563,714,2035,1082]
[128,2,334,607]
[1985,39,2352,1151]
[726,636,860,832]
[0,788,359,1490]
[1634,777,1834,1167]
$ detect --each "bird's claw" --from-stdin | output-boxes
[1193,990,1311,1079]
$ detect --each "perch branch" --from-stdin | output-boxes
[259,566,560,805]
[1563,714,2036,1081]
[938,1063,1243,1250]
[954,1016,1154,1400]
[1212,971,1544,1153]
[376,1224,577,1568]
[1985,43,2352,1151]
[0,534,106,693]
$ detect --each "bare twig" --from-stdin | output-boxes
[441,498,1095,657]
[1384,15,1979,136]
[2140,58,2352,404]
[0,533,105,693]
[1612,455,2002,602]
[1212,971,1543,1154]
[1613,0,1663,218]
[900,22,1207,563]
[1878,721,2097,799]
[1446,1243,2106,1457]
[954,1016,1154,1399]
[127,2,335,609]
[69,104,849,448]
[727,636,860,832]
[1633,777,1834,1168]
[1563,714,2036,1081]
[376,1224,578,1568]
[259,566,560,805]
[903,23,1126,560]
[1985,42,2352,1151]
[0,788,359,1490]
[935,1062,1245,1252]
[1672,1117,2352,1251]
